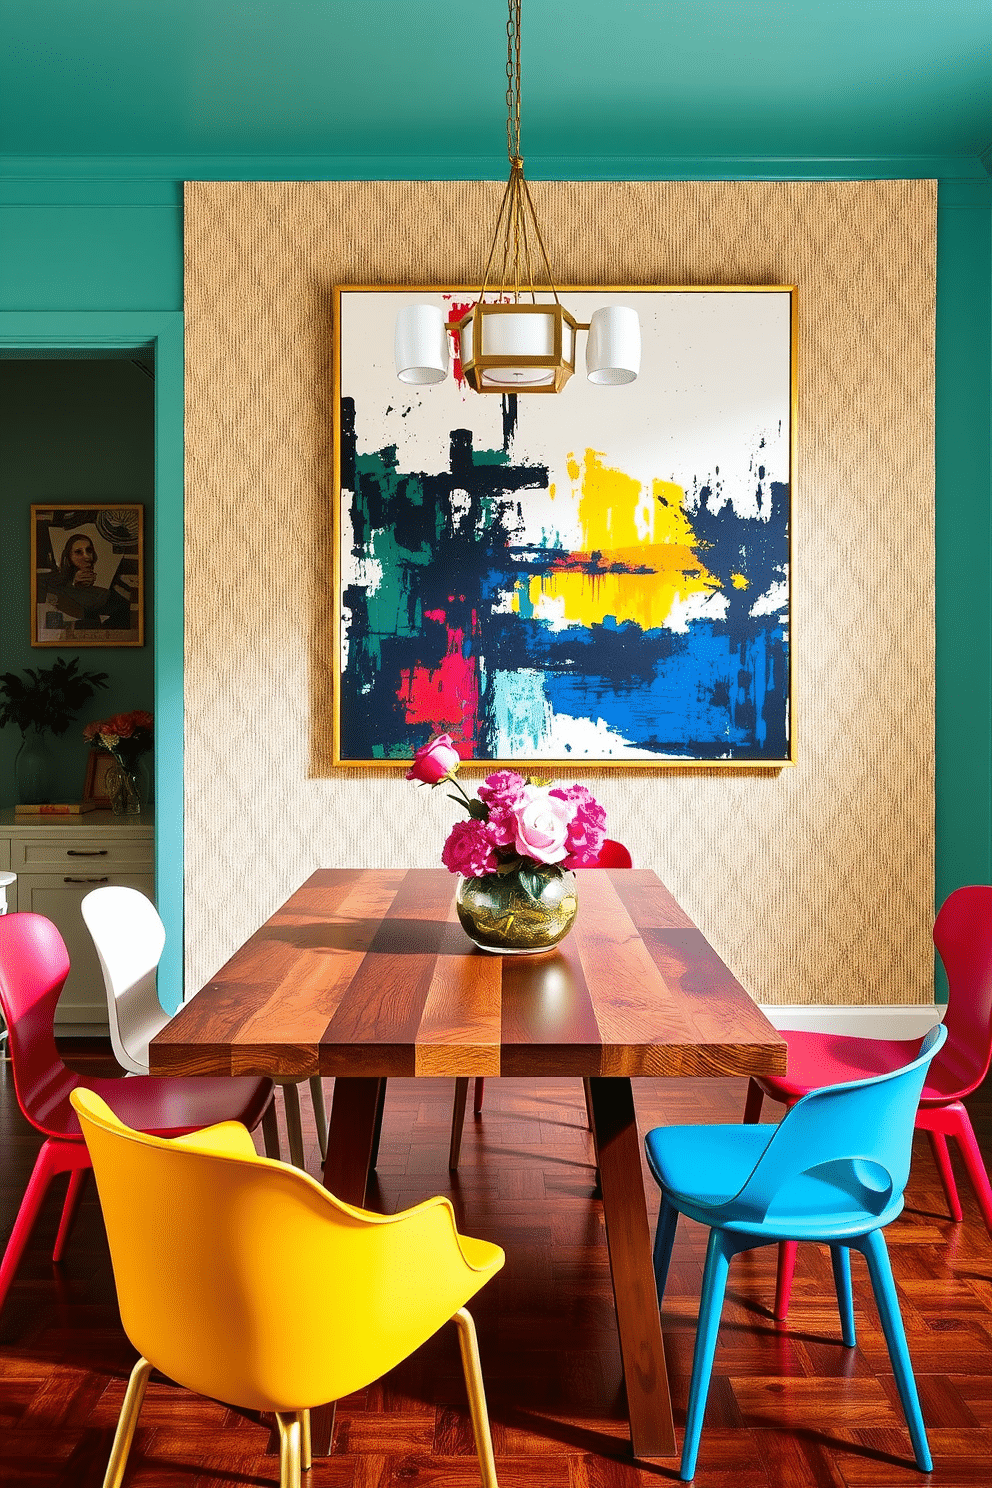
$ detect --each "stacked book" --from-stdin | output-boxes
[13,802,98,817]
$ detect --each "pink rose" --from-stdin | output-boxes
[484,801,518,848]
[551,785,607,867]
[441,818,499,877]
[477,769,527,807]
[511,786,576,865]
[406,733,461,785]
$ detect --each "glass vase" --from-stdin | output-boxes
[14,732,53,805]
[456,866,578,954]
[106,763,142,816]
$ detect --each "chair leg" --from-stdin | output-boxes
[946,1104,992,1235]
[829,1245,856,1347]
[53,1166,90,1264]
[300,1409,312,1472]
[473,1077,485,1115]
[858,1229,932,1472]
[774,1241,798,1321]
[926,1130,963,1221]
[276,1412,303,1488]
[282,1082,307,1170]
[681,1228,736,1482]
[454,1308,499,1488]
[261,1100,281,1161]
[450,1078,470,1171]
[102,1355,153,1488]
[308,1076,329,1163]
[742,1078,765,1124]
[652,1195,679,1303]
[582,1077,594,1131]
[0,1139,89,1312]
[370,1078,387,1169]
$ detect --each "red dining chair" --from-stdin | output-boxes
[0,912,277,1314]
[448,839,633,1169]
[743,884,992,1319]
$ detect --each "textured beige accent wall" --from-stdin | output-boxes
[184,180,935,1006]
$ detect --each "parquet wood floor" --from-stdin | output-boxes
[1,1043,989,1487]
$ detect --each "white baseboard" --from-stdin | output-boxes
[758,1004,943,1039]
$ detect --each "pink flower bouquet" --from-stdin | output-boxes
[406,735,607,886]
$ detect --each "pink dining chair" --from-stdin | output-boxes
[743,884,992,1319]
[448,838,633,1169]
[0,912,277,1314]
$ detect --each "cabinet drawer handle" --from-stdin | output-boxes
[67,849,108,857]
[64,876,110,884]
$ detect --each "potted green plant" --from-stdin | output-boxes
[0,658,109,804]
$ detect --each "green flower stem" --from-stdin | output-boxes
[444,773,478,813]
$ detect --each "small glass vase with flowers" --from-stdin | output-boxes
[83,710,154,815]
[406,734,607,954]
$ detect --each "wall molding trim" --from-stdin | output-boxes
[2,152,989,185]
[759,1004,942,1039]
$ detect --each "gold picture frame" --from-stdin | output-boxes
[82,749,116,808]
[333,284,798,770]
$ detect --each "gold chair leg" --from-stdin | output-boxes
[261,1100,281,1160]
[454,1309,499,1488]
[276,1412,302,1488]
[449,1078,470,1171]
[300,1409,312,1472]
[309,1076,329,1162]
[102,1356,153,1488]
[283,1081,307,1170]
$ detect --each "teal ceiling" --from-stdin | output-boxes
[2,0,990,164]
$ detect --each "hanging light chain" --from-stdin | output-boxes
[505,0,522,168]
[480,0,561,307]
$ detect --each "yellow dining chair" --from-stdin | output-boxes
[70,1088,505,1488]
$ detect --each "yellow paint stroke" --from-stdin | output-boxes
[526,450,720,630]
[731,573,749,590]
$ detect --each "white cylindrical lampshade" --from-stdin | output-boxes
[394,303,450,385]
[586,306,641,385]
[480,309,558,387]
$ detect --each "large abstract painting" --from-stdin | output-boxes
[333,286,795,767]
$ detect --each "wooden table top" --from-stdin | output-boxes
[151,868,787,1082]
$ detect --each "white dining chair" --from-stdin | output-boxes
[80,885,328,1170]
[0,871,14,1056]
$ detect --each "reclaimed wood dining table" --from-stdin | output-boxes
[149,866,787,1460]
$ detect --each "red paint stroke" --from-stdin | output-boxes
[545,550,655,576]
[443,293,515,389]
[444,299,475,387]
[397,619,480,753]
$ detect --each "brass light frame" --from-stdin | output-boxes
[453,1,587,394]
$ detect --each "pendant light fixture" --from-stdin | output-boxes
[394,0,640,394]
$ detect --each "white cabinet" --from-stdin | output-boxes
[0,810,154,1032]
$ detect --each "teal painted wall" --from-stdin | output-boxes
[0,358,156,805]
[0,161,989,1006]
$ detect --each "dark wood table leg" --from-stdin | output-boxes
[322,1076,386,1205]
[588,1076,676,1459]
[310,1077,386,1457]
[369,1077,387,1170]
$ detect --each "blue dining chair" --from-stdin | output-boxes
[645,1023,946,1481]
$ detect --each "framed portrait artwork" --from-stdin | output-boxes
[31,504,144,647]
[333,286,796,768]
